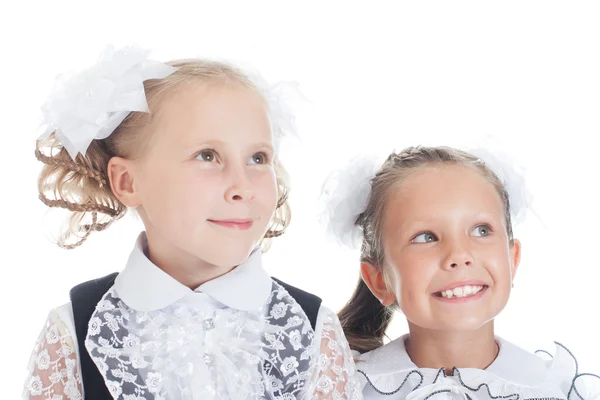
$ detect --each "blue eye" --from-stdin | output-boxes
[413,232,438,243]
[471,225,491,237]
[196,150,217,162]
[248,152,269,165]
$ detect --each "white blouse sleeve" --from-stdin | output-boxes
[306,305,362,400]
[23,304,83,400]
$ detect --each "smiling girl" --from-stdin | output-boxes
[323,146,598,399]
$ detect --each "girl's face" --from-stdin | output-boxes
[112,81,278,269]
[362,164,521,332]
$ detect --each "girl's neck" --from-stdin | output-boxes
[144,230,236,289]
[405,321,498,375]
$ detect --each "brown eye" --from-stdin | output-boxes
[196,150,217,162]
[248,152,268,165]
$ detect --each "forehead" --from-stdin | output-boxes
[384,164,505,225]
[149,81,272,144]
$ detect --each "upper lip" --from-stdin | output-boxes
[434,280,488,293]
[208,218,253,223]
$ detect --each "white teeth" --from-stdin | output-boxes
[439,285,484,299]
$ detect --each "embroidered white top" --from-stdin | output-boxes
[24,233,362,400]
[355,333,599,400]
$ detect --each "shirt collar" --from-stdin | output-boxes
[485,337,549,385]
[113,232,273,312]
[356,334,549,386]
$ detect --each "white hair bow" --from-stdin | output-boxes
[320,147,532,250]
[38,45,177,159]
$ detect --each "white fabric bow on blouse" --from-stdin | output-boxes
[405,378,471,400]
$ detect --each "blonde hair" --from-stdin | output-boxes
[36,59,291,249]
[338,146,514,353]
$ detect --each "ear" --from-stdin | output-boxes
[360,262,396,306]
[107,156,141,208]
[510,238,522,281]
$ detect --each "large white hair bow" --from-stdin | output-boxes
[318,155,383,249]
[38,45,177,159]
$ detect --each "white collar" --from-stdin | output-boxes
[356,334,551,387]
[113,232,273,312]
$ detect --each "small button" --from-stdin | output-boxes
[203,318,215,331]
[203,353,214,364]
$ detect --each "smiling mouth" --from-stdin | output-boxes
[208,219,253,230]
[433,284,488,299]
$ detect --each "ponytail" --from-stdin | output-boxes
[338,276,394,354]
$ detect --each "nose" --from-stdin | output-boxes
[224,165,254,203]
[442,237,474,270]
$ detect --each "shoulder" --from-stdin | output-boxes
[270,277,322,329]
[487,337,552,385]
[493,337,599,397]
[69,272,119,325]
[354,334,412,376]
[38,303,77,336]
[37,302,81,359]
[271,277,322,304]
[313,304,341,335]
[51,302,76,329]
[538,340,600,398]
[69,272,119,299]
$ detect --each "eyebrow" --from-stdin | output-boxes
[253,142,275,152]
[189,139,274,152]
[469,211,502,222]
[392,211,502,233]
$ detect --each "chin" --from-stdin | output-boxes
[201,245,257,268]
[440,316,495,332]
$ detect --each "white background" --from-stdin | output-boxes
[1,1,599,395]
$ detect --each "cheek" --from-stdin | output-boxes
[389,253,439,304]
[135,164,168,204]
[401,251,438,282]
[252,169,278,209]
[138,166,221,212]
[480,245,513,284]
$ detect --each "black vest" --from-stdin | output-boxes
[70,273,322,400]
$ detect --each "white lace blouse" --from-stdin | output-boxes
[23,233,362,400]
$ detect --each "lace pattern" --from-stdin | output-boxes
[85,280,360,399]
[24,310,83,400]
[24,281,361,399]
[306,308,361,400]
